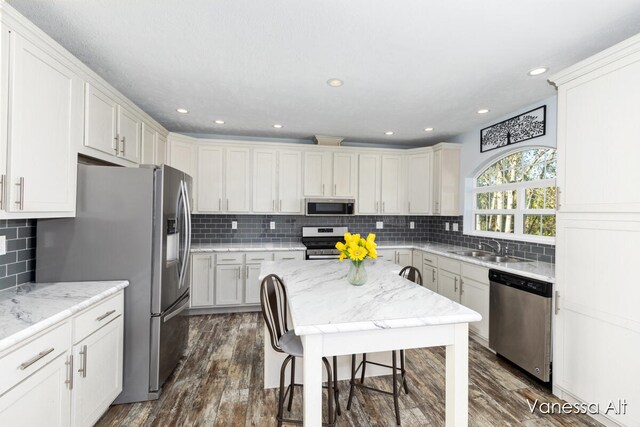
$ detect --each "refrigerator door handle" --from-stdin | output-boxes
[163,293,190,323]
[177,182,189,290]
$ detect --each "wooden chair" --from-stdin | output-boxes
[346,266,422,425]
[260,274,340,426]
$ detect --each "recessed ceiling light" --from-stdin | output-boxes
[327,78,344,87]
[385,131,394,135]
[424,127,434,132]
[528,67,548,76]
[477,109,490,114]
[176,108,188,114]
[273,124,283,129]
[214,120,225,124]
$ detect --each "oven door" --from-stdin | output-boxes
[305,198,355,216]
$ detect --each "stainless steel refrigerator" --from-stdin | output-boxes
[36,164,193,404]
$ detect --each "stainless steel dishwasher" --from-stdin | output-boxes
[489,269,552,382]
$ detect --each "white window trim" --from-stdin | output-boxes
[464,147,556,245]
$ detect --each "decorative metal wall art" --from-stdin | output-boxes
[480,105,546,153]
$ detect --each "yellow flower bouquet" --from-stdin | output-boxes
[335,232,377,285]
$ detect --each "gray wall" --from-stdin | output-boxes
[0,220,37,291]
[191,214,555,263]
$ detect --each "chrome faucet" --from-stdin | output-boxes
[479,239,502,256]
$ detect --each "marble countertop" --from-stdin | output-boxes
[191,242,306,253]
[259,259,482,335]
[0,280,129,353]
[376,241,555,283]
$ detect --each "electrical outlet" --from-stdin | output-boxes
[452,223,459,232]
[231,221,238,230]
[376,221,384,229]
[409,221,415,229]
[0,236,5,255]
[270,221,276,230]
[445,222,450,231]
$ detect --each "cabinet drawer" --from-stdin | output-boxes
[438,256,461,275]
[216,253,245,265]
[72,292,124,344]
[422,253,438,267]
[245,252,274,264]
[462,262,490,285]
[274,251,304,261]
[0,321,71,395]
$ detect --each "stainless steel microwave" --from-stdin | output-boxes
[305,198,356,216]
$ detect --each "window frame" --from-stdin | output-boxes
[466,147,556,244]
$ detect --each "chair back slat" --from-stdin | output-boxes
[399,266,423,286]
[260,274,289,353]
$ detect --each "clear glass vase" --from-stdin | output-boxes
[347,261,367,286]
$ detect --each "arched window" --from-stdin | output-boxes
[473,147,556,241]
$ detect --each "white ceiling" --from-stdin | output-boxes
[7,0,640,146]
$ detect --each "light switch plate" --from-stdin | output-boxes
[452,223,459,232]
[376,221,384,229]
[445,222,450,231]
[231,221,238,230]
[409,221,415,229]
[0,236,5,255]
[270,221,276,230]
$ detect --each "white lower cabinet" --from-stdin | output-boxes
[377,249,412,266]
[421,253,438,292]
[0,291,124,426]
[460,263,490,341]
[215,264,243,306]
[438,269,461,302]
[0,351,71,426]
[71,316,123,427]
[190,250,303,310]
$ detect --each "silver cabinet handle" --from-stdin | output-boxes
[0,174,4,210]
[114,134,119,154]
[555,291,560,315]
[120,136,126,154]
[272,200,275,212]
[460,278,464,295]
[432,269,436,282]
[375,201,379,213]
[454,277,458,292]
[221,258,236,261]
[15,177,24,210]
[382,201,385,213]
[408,201,411,212]
[246,266,249,279]
[322,184,325,195]
[18,347,54,370]
[209,257,212,270]
[65,355,73,390]
[218,198,222,211]
[78,345,87,378]
[96,309,116,321]
[334,183,337,195]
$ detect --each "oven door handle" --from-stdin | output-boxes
[307,254,341,260]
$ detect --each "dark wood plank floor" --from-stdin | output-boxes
[97,313,602,427]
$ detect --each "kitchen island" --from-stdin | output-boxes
[259,259,481,426]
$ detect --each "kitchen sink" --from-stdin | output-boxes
[449,250,492,257]
[477,255,531,263]
[449,250,531,263]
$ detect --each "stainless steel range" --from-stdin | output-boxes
[302,226,349,260]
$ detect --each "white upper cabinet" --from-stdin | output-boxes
[197,145,223,212]
[407,152,432,214]
[116,105,140,163]
[332,152,358,197]
[252,149,277,213]
[357,154,381,214]
[4,29,81,216]
[380,155,403,214]
[304,150,357,198]
[278,150,303,213]
[141,124,156,165]
[156,134,167,165]
[553,52,640,213]
[84,83,118,157]
[432,145,460,215]
[225,147,251,212]
[303,151,332,197]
